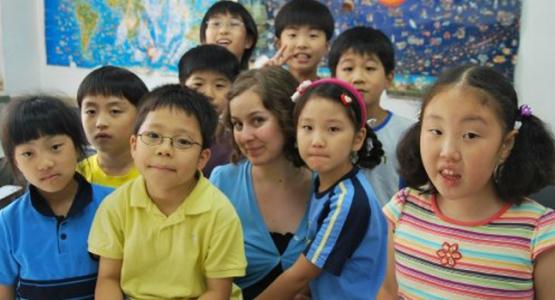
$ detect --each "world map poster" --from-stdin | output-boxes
[45,0,521,97]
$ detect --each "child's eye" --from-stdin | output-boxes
[84,109,96,115]
[366,66,377,72]
[301,125,313,131]
[215,83,228,90]
[428,129,442,135]
[20,151,33,158]
[174,137,196,149]
[51,143,64,151]
[463,132,480,139]
[341,67,353,72]
[329,126,341,133]
[309,33,320,39]
[287,33,297,38]
[110,109,122,115]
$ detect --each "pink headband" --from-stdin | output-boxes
[291,78,367,129]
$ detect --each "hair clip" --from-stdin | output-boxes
[340,94,352,106]
[519,104,532,118]
[291,80,313,102]
[514,104,532,130]
[366,138,373,152]
[366,118,377,128]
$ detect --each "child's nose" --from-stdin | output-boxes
[352,68,366,83]
[439,137,461,161]
[37,155,55,170]
[95,112,109,128]
[311,131,325,148]
[155,138,174,157]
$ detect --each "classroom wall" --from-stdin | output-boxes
[1,0,554,129]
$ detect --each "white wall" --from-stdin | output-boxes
[1,0,554,129]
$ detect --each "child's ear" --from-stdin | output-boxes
[499,129,518,163]
[245,34,255,50]
[129,135,138,159]
[352,127,367,152]
[385,71,394,89]
[274,37,281,50]
[197,148,212,171]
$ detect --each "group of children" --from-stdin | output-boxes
[0,0,554,299]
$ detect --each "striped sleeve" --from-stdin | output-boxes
[305,180,369,276]
[382,188,408,227]
[532,209,555,260]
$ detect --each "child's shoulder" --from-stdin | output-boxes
[383,187,433,221]
[384,112,414,131]
[505,198,555,221]
[0,190,32,221]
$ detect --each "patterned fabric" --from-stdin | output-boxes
[383,188,555,300]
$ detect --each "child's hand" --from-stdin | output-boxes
[266,44,295,67]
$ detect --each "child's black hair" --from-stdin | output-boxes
[397,64,555,204]
[1,95,88,175]
[293,84,384,169]
[76,65,148,108]
[133,84,218,150]
[329,26,395,77]
[200,1,258,70]
[178,44,240,84]
[274,0,335,41]
[226,66,303,167]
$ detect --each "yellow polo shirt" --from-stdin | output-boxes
[77,154,140,188]
[88,175,246,299]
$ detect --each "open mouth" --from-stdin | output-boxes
[294,53,311,63]
[439,168,461,186]
[216,39,232,46]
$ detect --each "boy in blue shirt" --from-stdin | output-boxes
[329,26,414,206]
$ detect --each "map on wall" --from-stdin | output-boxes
[45,0,520,97]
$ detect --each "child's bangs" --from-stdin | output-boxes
[8,102,78,146]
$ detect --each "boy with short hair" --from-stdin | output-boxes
[76,65,148,188]
[88,84,246,299]
[273,0,334,82]
[179,44,240,176]
[329,26,414,206]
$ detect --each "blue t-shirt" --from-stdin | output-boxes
[304,167,387,300]
[210,161,310,289]
[0,174,113,299]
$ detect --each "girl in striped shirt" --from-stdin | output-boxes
[380,65,555,300]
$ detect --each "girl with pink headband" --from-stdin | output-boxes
[257,78,388,299]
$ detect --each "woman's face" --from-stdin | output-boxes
[229,89,286,165]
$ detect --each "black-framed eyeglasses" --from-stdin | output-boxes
[137,131,201,150]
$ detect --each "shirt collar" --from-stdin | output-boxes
[29,173,92,218]
[131,172,211,215]
[314,167,359,199]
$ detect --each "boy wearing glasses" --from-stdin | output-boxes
[88,85,247,299]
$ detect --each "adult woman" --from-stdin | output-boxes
[210,66,312,299]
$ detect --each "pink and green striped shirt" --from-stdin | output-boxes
[383,188,555,300]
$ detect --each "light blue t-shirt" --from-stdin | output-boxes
[304,167,387,300]
[210,161,310,289]
[364,111,414,206]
